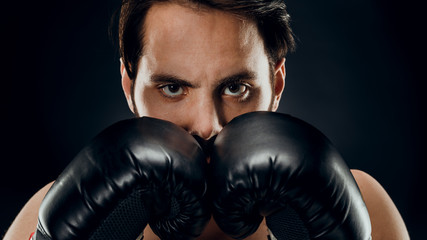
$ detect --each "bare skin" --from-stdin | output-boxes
[4,2,409,240]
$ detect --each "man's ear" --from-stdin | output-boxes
[120,59,135,114]
[272,58,286,112]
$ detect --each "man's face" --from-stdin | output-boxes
[121,3,285,140]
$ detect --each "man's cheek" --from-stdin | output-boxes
[143,100,187,124]
[136,88,162,117]
[221,102,259,123]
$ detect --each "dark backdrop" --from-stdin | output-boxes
[1,0,425,238]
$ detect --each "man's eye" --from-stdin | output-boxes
[223,83,248,96]
[161,84,184,97]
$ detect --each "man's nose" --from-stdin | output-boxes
[184,97,224,140]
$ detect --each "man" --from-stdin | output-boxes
[4,0,409,239]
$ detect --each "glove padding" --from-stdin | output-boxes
[209,111,371,239]
[34,117,210,240]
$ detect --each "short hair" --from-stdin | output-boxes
[119,0,296,80]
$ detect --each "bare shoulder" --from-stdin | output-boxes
[3,181,55,240]
[350,169,409,240]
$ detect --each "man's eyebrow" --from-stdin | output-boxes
[150,74,200,88]
[150,71,256,88]
[217,71,257,87]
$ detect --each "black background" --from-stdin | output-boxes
[1,0,425,238]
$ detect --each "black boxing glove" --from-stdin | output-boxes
[209,112,371,239]
[34,117,210,240]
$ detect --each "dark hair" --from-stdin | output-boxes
[119,0,296,80]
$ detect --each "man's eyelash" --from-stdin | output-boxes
[220,81,251,91]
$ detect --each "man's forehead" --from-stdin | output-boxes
[142,2,262,55]
[138,2,270,87]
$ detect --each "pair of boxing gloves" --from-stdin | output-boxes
[33,112,371,240]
